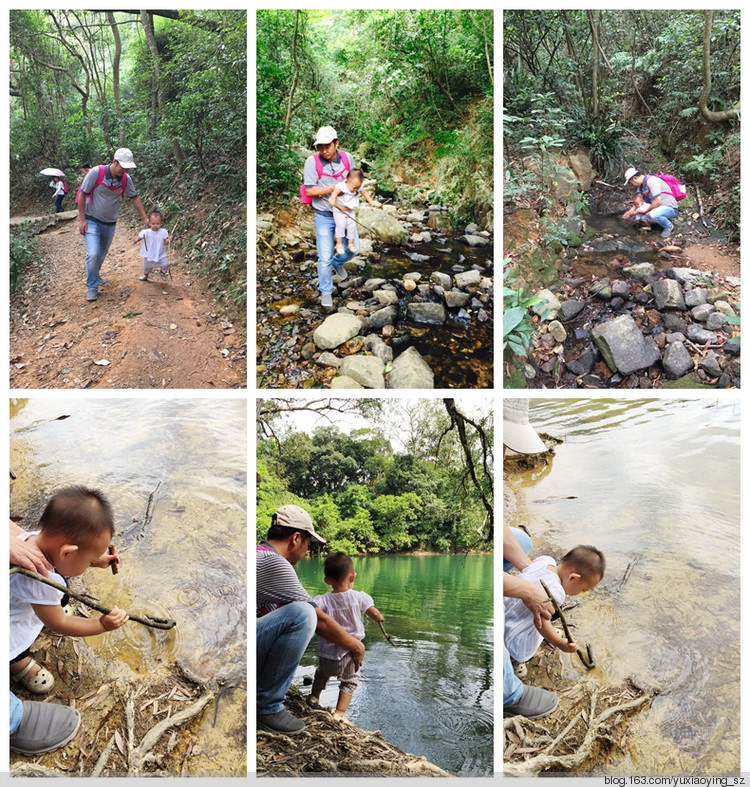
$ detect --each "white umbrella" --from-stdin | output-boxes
[39,167,65,177]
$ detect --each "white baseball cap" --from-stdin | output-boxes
[114,148,137,168]
[623,167,638,185]
[313,126,338,147]
[503,399,547,455]
[273,504,326,543]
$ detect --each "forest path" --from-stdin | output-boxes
[10,216,246,389]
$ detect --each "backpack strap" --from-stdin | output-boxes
[314,151,352,183]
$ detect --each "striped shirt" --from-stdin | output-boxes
[256,541,315,617]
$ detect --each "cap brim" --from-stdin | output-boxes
[118,162,136,168]
[310,530,327,544]
[503,421,547,455]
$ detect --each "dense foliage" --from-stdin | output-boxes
[257,9,493,224]
[10,10,246,316]
[257,400,493,554]
[504,10,740,230]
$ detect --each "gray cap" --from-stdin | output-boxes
[273,504,326,543]
[114,147,137,168]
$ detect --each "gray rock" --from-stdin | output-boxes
[662,341,694,379]
[726,275,741,287]
[407,210,427,223]
[338,355,385,388]
[279,304,300,317]
[387,346,434,389]
[686,324,718,345]
[330,374,363,389]
[403,271,422,281]
[566,349,595,376]
[713,300,736,317]
[612,280,630,298]
[364,305,398,331]
[357,206,406,244]
[461,234,490,247]
[465,223,480,234]
[407,302,446,325]
[454,269,481,289]
[666,332,686,344]
[548,320,567,344]
[313,313,363,350]
[590,279,612,300]
[623,262,655,279]
[363,278,387,292]
[663,314,688,334]
[706,287,730,305]
[373,290,399,306]
[706,312,727,331]
[666,267,703,286]
[560,299,585,322]
[316,352,342,368]
[430,271,452,289]
[652,279,686,311]
[698,351,723,378]
[684,288,707,308]
[691,303,715,322]
[534,289,561,320]
[591,314,661,374]
[444,290,470,308]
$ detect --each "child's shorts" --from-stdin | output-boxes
[313,653,360,695]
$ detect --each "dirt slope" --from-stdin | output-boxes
[10,216,246,389]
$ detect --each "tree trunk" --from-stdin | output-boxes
[588,10,599,117]
[699,10,740,123]
[283,10,300,135]
[107,12,126,146]
[140,10,185,169]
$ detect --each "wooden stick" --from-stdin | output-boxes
[109,544,118,575]
[695,185,709,229]
[539,580,595,669]
[9,567,176,629]
[378,620,397,648]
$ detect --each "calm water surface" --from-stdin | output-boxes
[506,397,740,774]
[10,398,247,774]
[295,554,493,776]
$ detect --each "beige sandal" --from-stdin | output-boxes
[14,659,55,694]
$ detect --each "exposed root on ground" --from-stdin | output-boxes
[257,691,452,776]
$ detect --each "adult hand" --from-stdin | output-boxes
[350,639,365,671]
[521,582,554,629]
[79,219,87,235]
[10,533,51,576]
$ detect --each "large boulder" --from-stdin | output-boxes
[407,302,446,325]
[357,206,406,244]
[652,279,686,311]
[591,314,661,374]
[388,347,434,389]
[312,313,363,350]
[338,355,385,388]
[568,153,595,190]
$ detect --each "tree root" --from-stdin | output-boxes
[505,686,656,774]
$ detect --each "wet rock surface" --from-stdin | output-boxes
[257,204,493,389]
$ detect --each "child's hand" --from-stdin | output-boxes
[133,236,141,244]
[100,605,129,631]
[91,548,120,570]
[558,640,579,654]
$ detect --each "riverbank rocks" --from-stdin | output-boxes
[312,313,363,350]
[652,279,686,311]
[357,206,406,244]
[407,302,446,325]
[338,355,385,388]
[592,315,661,375]
[387,346,435,388]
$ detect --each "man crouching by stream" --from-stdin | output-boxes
[257,505,365,735]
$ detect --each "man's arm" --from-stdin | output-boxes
[78,192,88,235]
[9,521,50,576]
[504,573,553,630]
[639,195,662,212]
[130,196,150,226]
[315,607,365,669]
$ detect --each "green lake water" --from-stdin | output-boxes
[505,397,740,774]
[295,554,494,776]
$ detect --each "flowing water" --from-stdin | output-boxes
[294,554,493,776]
[9,397,247,774]
[505,397,740,774]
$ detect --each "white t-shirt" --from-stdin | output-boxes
[10,531,65,659]
[504,556,566,662]
[138,228,170,263]
[313,588,374,661]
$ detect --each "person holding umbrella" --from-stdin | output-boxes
[78,148,149,302]
[51,177,66,213]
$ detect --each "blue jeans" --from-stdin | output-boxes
[503,527,532,572]
[256,601,317,715]
[644,204,677,232]
[314,211,359,295]
[10,692,23,734]
[504,645,524,707]
[84,217,117,292]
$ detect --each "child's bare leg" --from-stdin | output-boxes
[10,656,33,675]
[334,691,352,717]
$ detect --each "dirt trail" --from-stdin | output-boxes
[10,216,246,389]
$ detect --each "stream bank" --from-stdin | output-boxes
[257,200,493,389]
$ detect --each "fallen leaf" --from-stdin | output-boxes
[93,359,110,366]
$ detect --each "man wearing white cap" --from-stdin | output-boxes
[303,126,359,310]
[621,167,678,239]
[257,504,366,735]
[78,148,150,301]
[503,399,559,720]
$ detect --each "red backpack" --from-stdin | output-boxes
[646,172,687,201]
[62,181,70,194]
[300,151,352,204]
[84,164,129,206]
